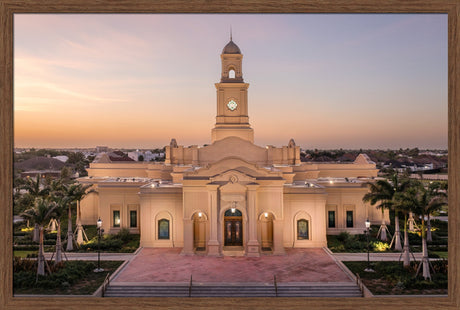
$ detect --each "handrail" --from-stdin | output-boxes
[274,275,278,297]
[189,274,192,297]
[355,273,364,297]
[101,272,110,297]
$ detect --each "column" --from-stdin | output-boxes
[181,219,194,255]
[272,219,286,255]
[206,184,221,256]
[246,184,260,257]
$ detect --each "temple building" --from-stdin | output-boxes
[78,37,388,256]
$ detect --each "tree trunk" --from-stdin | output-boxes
[421,220,431,280]
[402,214,410,268]
[408,212,415,231]
[76,200,84,245]
[55,219,62,264]
[426,214,432,242]
[37,226,45,276]
[49,218,56,231]
[379,209,387,242]
[394,211,402,251]
[66,204,73,251]
[77,200,81,224]
[33,223,40,243]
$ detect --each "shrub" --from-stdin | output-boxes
[371,241,390,252]
[337,232,350,242]
[13,260,99,290]
[115,228,132,243]
[13,257,36,273]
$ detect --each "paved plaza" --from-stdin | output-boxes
[111,248,352,284]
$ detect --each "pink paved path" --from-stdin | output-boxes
[113,248,351,283]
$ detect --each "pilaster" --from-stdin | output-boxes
[246,184,260,257]
[206,184,221,256]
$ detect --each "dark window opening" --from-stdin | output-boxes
[346,211,353,228]
[328,211,336,228]
[130,210,137,228]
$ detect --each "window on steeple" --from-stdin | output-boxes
[229,69,235,79]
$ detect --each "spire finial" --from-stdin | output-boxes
[230,26,232,41]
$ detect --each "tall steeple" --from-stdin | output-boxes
[211,36,253,143]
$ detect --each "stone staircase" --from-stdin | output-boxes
[104,282,362,298]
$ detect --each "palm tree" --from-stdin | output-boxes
[63,183,94,250]
[394,189,414,268]
[21,174,50,243]
[49,195,69,264]
[399,181,447,280]
[425,181,447,242]
[362,180,393,242]
[73,183,95,245]
[20,198,57,277]
[362,172,410,250]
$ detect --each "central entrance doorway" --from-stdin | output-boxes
[224,209,243,246]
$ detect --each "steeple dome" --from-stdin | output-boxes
[222,40,241,54]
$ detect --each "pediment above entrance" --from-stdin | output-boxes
[185,157,283,180]
[211,169,256,183]
[198,136,268,165]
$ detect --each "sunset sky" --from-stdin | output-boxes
[14,14,447,150]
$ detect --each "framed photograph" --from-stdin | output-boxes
[1,1,458,309]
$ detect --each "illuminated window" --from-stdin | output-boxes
[297,219,309,240]
[113,210,120,227]
[229,69,235,79]
[130,210,137,228]
[158,219,170,240]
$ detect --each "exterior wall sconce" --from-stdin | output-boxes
[198,212,202,218]
[231,208,236,214]
[264,212,268,218]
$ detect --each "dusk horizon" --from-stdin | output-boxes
[14,14,448,150]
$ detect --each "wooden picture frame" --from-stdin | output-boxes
[1,1,458,309]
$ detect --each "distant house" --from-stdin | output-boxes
[15,156,65,179]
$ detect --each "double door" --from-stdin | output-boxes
[224,218,242,246]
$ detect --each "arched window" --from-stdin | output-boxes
[297,219,309,240]
[158,219,170,239]
[228,69,235,79]
[224,208,242,217]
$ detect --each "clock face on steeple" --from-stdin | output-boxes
[227,99,238,111]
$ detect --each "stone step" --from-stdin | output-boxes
[104,283,363,298]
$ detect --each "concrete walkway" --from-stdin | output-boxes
[43,252,135,261]
[332,252,424,262]
[43,249,433,263]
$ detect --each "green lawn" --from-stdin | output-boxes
[13,250,36,258]
[431,251,448,259]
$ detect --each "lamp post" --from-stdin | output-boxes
[364,218,374,272]
[94,218,104,272]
